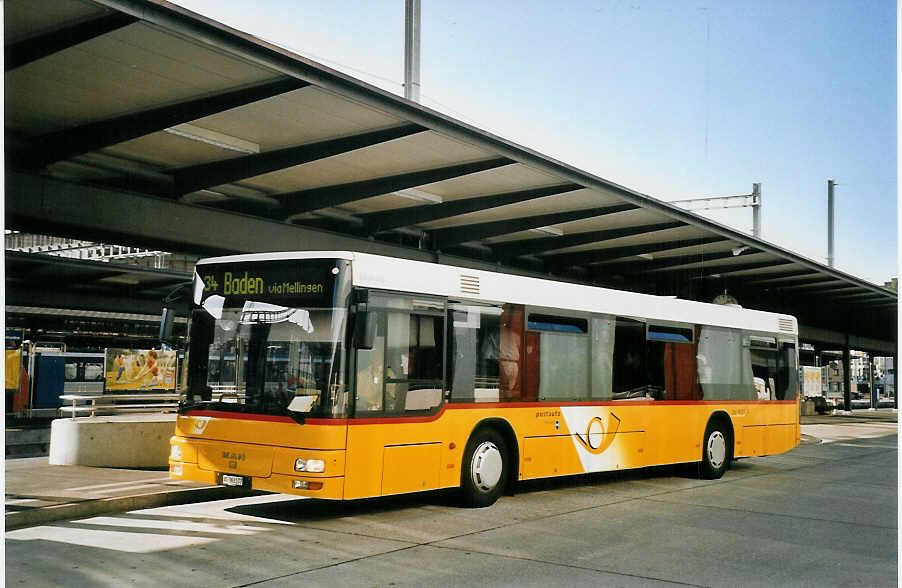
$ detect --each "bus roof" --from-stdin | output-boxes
[195,251,797,335]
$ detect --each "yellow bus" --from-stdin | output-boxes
[169,251,800,507]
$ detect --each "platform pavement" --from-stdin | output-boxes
[4,408,897,531]
[4,457,259,531]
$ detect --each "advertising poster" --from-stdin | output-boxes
[5,349,21,390]
[105,348,176,391]
[802,366,822,398]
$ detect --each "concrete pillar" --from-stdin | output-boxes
[842,342,851,412]
[869,354,876,409]
[894,352,898,410]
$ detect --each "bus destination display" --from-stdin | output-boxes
[198,260,339,306]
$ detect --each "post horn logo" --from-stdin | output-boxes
[191,417,210,434]
[574,411,621,455]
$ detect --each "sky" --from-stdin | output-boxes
[173,0,897,285]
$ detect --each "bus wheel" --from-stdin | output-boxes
[461,429,507,507]
[700,421,731,479]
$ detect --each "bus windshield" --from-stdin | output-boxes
[183,258,351,419]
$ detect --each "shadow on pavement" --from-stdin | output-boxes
[225,462,702,523]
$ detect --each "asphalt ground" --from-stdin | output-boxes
[4,409,897,532]
[4,409,897,587]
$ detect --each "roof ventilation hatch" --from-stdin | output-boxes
[460,274,480,296]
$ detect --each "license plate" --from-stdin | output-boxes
[221,474,246,487]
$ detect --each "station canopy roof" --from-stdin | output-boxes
[4,0,897,351]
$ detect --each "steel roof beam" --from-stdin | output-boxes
[7,170,562,279]
[207,157,515,218]
[596,248,748,273]
[168,124,427,197]
[607,252,779,275]
[490,221,686,260]
[5,250,191,282]
[280,157,515,217]
[775,281,860,293]
[544,237,728,269]
[430,204,637,249]
[5,13,138,71]
[680,259,795,276]
[746,271,825,286]
[5,285,163,316]
[869,302,899,309]
[732,267,817,281]
[360,183,583,234]
[829,291,895,301]
[12,77,309,169]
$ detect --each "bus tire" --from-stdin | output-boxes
[461,428,507,508]
[700,420,731,479]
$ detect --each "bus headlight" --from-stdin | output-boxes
[170,445,183,461]
[294,458,325,473]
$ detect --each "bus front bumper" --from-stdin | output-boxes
[169,460,345,499]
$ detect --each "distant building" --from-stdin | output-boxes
[823,360,857,398]
[875,356,895,396]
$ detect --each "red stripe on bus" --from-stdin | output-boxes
[183,410,296,423]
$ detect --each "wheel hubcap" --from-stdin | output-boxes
[707,431,726,469]
[471,441,503,492]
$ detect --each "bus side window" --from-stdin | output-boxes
[749,336,778,400]
[447,304,502,403]
[391,312,444,413]
[697,327,755,400]
[777,342,798,400]
[355,311,386,413]
[355,294,445,416]
[612,318,646,399]
[527,312,591,401]
[647,324,699,401]
[500,305,525,401]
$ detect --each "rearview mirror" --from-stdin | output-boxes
[159,281,192,346]
[159,307,177,344]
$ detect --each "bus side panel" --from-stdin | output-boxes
[766,401,800,455]
[644,405,703,467]
[520,435,585,479]
[382,444,442,495]
[730,402,799,458]
[344,418,451,499]
[740,425,766,457]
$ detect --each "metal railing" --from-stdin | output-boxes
[59,393,182,418]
